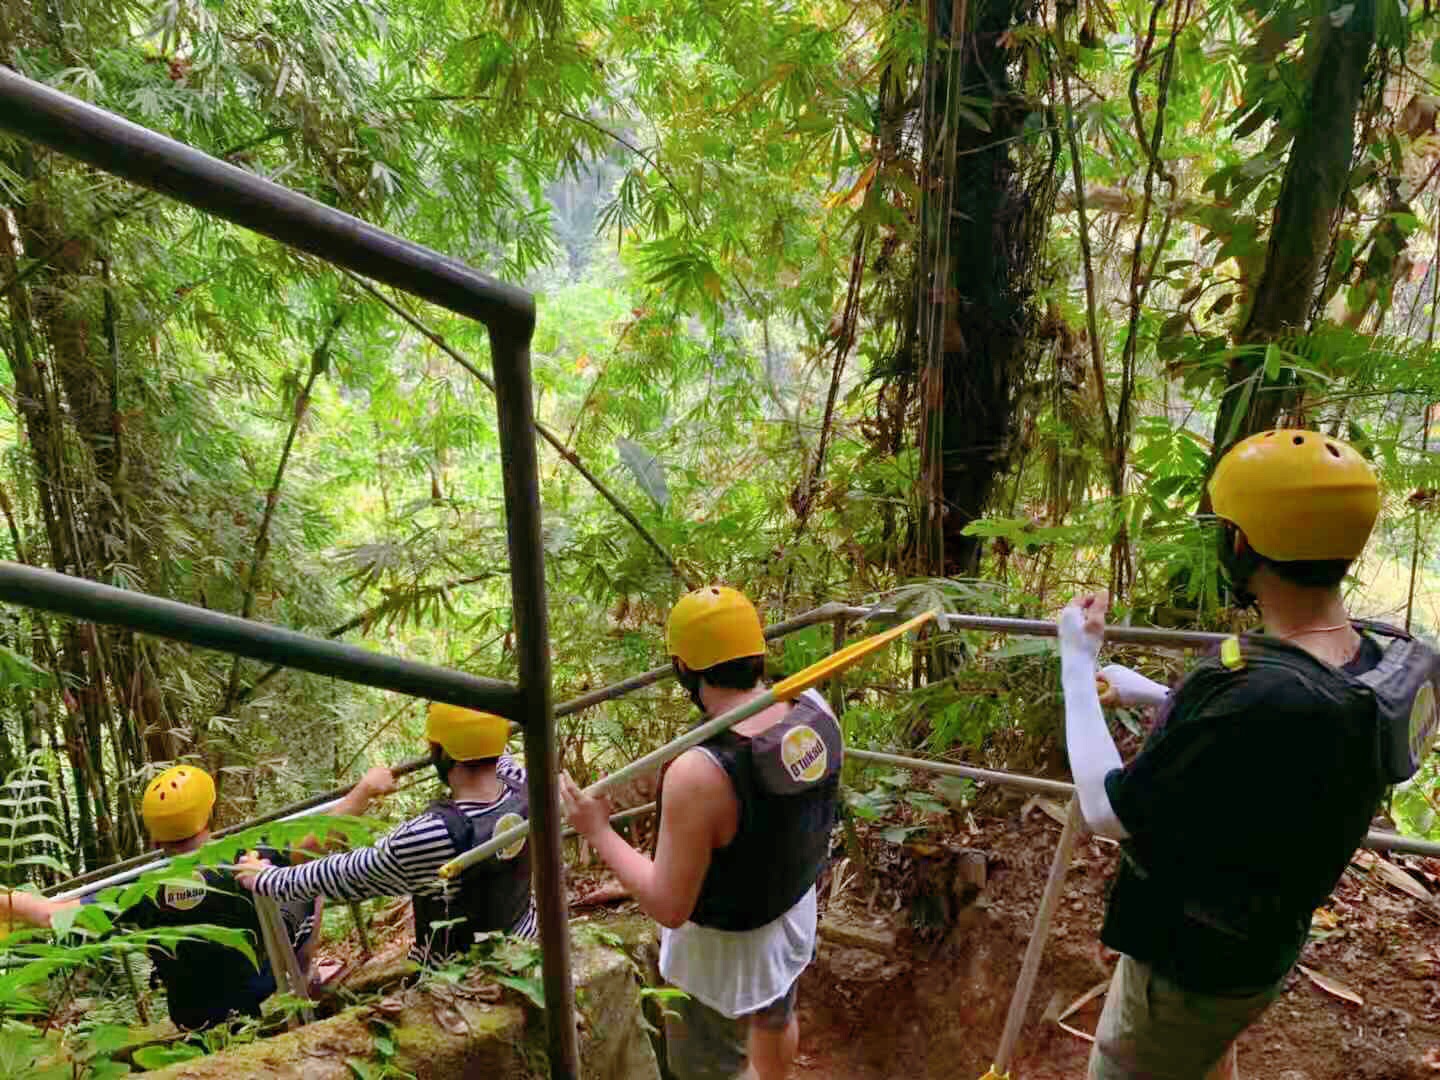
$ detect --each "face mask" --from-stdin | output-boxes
[1217,523,1260,609]
[673,660,706,712]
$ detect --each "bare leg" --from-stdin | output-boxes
[1205,1043,1239,1080]
[744,1013,799,1080]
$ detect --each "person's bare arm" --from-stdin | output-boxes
[297,766,397,854]
[560,752,731,929]
[2,890,80,929]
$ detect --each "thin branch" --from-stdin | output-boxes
[340,269,691,584]
[1056,11,1118,486]
[793,230,868,537]
[219,309,346,718]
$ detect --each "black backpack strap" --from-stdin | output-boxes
[428,800,477,855]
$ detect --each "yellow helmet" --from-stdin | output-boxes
[1209,429,1379,561]
[666,586,766,671]
[142,765,216,843]
[426,704,509,761]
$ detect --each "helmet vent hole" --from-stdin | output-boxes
[1325,442,1341,458]
[1292,435,1305,445]
[170,781,178,789]
[1263,430,1276,438]
[710,587,720,595]
[158,792,166,801]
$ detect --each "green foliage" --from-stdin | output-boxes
[1,0,1439,1061]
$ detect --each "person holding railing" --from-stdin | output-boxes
[559,585,843,1080]
[1057,430,1435,1080]
[237,705,538,963]
[0,764,328,1031]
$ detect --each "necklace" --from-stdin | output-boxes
[1278,622,1361,667]
[1280,622,1350,638]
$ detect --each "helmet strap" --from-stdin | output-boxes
[1218,523,1261,609]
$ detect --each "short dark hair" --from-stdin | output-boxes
[695,655,765,691]
[1260,557,1352,589]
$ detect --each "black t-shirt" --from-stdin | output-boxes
[1100,634,1388,993]
[89,846,308,1030]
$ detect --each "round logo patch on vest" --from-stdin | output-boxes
[780,725,828,784]
[1411,681,1439,762]
[162,871,207,912]
[494,813,527,860]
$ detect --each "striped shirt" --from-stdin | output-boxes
[252,755,537,962]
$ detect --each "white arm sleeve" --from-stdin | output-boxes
[1099,664,1171,708]
[1061,650,1131,840]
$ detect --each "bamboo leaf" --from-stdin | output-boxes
[615,438,669,510]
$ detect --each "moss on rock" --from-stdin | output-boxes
[141,921,662,1080]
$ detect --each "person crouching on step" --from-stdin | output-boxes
[237,705,536,963]
[560,585,843,1080]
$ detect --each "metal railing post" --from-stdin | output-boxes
[992,798,1083,1074]
[489,330,579,1079]
[253,895,314,1028]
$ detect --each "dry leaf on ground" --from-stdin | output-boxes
[1297,964,1363,1006]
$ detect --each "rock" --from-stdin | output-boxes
[819,944,909,984]
[143,923,661,1080]
[819,914,897,953]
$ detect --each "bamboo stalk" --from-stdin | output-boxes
[220,310,346,717]
[253,894,314,1027]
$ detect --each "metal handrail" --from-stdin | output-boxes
[0,563,521,716]
[0,64,575,1076]
[0,68,532,334]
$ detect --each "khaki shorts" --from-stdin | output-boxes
[1088,955,1284,1080]
[663,976,800,1080]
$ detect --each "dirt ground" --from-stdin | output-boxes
[792,808,1440,1080]
[315,804,1440,1079]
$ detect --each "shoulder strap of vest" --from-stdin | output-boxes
[428,800,477,855]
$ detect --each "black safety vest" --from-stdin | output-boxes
[663,692,843,932]
[1105,622,1438,992]
[411,779,532,962]
[114,845,303,1030]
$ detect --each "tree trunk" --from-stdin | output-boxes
[1210,0,1377,455]
[921,0,1053,575]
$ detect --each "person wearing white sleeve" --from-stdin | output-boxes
[1057,593,1129,840]
[1097,663,1171,709]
